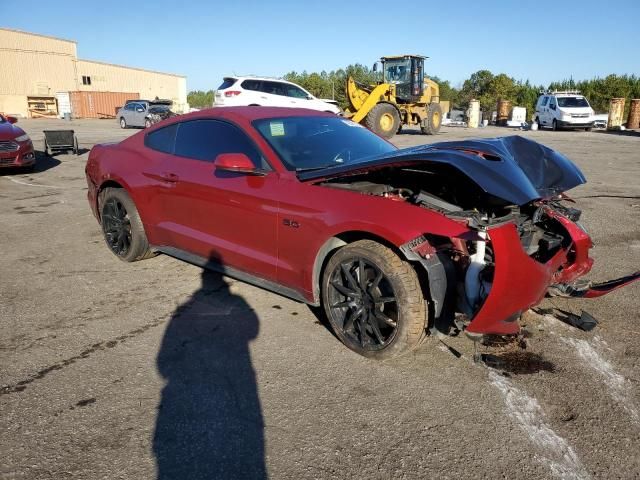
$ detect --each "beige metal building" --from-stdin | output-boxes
[0,28,187,118]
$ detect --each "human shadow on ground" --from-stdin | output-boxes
[153,267,267,479]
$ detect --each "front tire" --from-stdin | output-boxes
[365,103,400,139]
[120,117,127,129]
[99,188,154,262]
[421,102,442,135]
[552,119,559,131]
[321,240,428,359]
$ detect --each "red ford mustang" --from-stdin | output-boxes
[85,107,639,359]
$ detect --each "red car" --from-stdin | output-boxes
[0,115,35,170]
[85,107,639,359]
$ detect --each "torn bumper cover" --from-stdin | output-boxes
[466,220,638,335]
[465,222,570,335]
[549,271,640,298]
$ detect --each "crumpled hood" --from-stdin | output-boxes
[300,135,586,206]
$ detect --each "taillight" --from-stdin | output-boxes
[224,91,242,97]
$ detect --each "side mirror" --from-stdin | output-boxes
[136,107,144,112]
[550,104,556,110]
[372,62,378,72]
[306,95,313,100]
[214,153,265,175]
[6,116,18,124]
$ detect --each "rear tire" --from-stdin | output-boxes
[365,103,400,139]
[120,117,127,129]
[321,240,428,359]
[536,117,542,129]
[99,188,154,262]
[421,103,442,135]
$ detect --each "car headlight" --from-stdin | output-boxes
[15,133,31,142]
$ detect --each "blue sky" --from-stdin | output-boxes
[3,0,639,91]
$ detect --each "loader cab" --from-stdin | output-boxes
[381,55,425,102]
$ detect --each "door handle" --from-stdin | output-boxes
[160,172,179,183]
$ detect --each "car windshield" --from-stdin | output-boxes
[0,115,5,123]
[149,105,170,113]
[384,59,411,84]
[253,116,396,171]
[557,97,590,108]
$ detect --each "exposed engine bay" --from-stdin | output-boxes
[319,163,584,333]
[305,136,640,337]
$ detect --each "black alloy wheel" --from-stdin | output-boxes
[322,240,428,359]
[101,197,132,257]
[328,257,399,350]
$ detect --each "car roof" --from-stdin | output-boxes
[224,75,296,85]
[176,106,335,122]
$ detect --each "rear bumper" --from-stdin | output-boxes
[0,142,35,168]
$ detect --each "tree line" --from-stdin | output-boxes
[188,67,640,117]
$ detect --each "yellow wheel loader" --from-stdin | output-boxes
[345,55,442,139]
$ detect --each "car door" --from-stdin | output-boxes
[283,84,309,108]
[132,103,147,127]
[261,81,288,107]
[121,103,134,125]
[241,79,268,106]
[548,96,558,124]
[539,96,549,125]
[152,118,279,281]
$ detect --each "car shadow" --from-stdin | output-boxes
[153,266,267,480]
[34,151,63,172]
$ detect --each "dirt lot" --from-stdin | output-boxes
[1,118,639,480]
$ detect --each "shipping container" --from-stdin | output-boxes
[70,91,139,119]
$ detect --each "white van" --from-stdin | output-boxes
[535,92,595,131]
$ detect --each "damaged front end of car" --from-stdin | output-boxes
[310,135,640,337]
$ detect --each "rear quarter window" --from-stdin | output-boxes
[145,123,178,154]
[218,78,237,89]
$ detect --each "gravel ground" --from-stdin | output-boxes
[1,118,639,480]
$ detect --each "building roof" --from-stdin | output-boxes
[0,27,76,44]
[78,58,186,78]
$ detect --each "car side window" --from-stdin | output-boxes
[145,123,178,154]
[125,104,135,111]
[173,119,267,168]
[549,97,556,108]
[542,97,549,107]
[286,85,308,98]
[262,81,285,96]
[241,80,261,91]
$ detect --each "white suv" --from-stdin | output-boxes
[535,91,595,131]
[214,76,341,114]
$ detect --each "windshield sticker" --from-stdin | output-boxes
[270,121,285,136]
[341,119,364,128]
